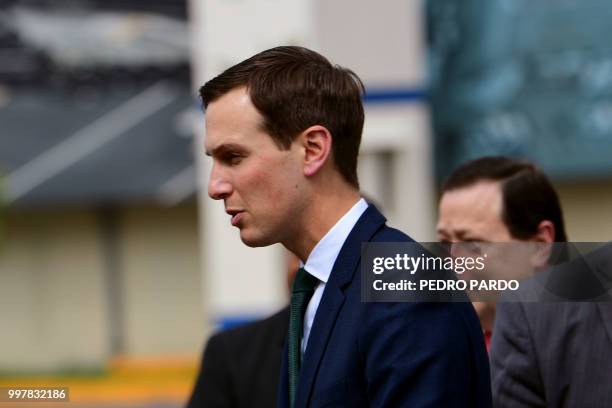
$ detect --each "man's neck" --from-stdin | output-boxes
[286,188,361,262]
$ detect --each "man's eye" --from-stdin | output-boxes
[223,154,243,165]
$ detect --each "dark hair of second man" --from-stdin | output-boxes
[442,156,568,243]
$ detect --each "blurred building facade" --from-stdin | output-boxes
[0,0,205,373]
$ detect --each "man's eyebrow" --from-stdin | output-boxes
[456,230,491,243]
[455,230,481,241]
[205,143,245,157]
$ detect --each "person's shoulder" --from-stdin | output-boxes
[371,224,415,243]
[498,299,597,329]
[256,305,290,330]
[208,306,289,347]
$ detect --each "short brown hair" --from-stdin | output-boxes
[442,156,568,243]
[199,46,365,188]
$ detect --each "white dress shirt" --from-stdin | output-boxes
[301,198,369,355]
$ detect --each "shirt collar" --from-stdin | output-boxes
[303,198,369,283]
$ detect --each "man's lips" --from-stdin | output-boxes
[226,210,244,226]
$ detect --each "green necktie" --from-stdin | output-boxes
[288,267,319,408]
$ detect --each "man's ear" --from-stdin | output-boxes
[300,125,332,177]
[530,220,556,268]
[534,220,555,243]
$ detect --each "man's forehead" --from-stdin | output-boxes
[438,181,506,230]
[204,87,261,153]
[446,181,503,210]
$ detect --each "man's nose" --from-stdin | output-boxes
[208,165,232,200]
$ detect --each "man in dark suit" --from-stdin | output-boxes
[200,46,491,407]
[187,307,289,408]
[437,156,612,406]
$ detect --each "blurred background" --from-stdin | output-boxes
[0,0,611,407]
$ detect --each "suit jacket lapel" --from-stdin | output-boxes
[294,205,386,407]
[294,285,345,408]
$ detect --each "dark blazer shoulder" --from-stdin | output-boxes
[371,224,414,242]
[214,306,290,349]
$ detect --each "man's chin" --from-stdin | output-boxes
[239,230,275,248]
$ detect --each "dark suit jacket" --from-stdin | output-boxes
[491,302,612,407]
[187,306,289,408]
[491,244,612,407]
[277,205,492,407]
